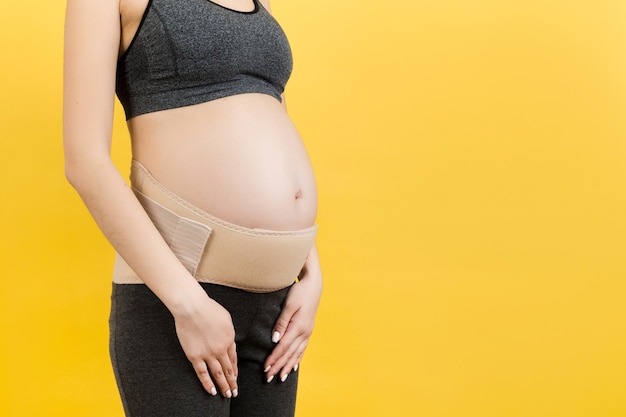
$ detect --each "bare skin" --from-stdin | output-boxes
[64,0,322,399]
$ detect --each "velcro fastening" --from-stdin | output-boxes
[135,190,212,277]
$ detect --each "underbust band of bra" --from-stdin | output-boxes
[116,0,293,119]
[113,161,318,292]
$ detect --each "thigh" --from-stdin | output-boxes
[215,284,298,417]
[109,283,230,417]
[231,360,298,417]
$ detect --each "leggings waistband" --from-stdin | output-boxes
[113,160,318,292]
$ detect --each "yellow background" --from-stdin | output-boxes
[2,0,626,416]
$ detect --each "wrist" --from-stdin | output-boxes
[297,269,323,295]
[299,243,322,286]
[162,279,211,318]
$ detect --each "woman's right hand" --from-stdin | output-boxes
[172,293,239,398]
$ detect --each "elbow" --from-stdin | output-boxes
[64,155,108,193]
[64,160,89,194]
[63,127,114,191]
[64,160,78,188]
[64,155,88,189]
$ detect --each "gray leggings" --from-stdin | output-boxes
[109,282,298,417]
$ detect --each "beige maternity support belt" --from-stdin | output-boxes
[113,160,318,292]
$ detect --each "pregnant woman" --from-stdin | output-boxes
[63,0,322,416]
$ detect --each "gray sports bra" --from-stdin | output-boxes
[116,0,293,119]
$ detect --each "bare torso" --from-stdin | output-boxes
[119,0,317,231]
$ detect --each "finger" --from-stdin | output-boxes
[279,339,308,382]
[219,349,239,397]
[266,313,307,367]
[206,359,235,398]
[277,339,308,382]
[191,360,217,396]
[228,342,238,378]
[265,333,305,382]
[271,304,299,344]
[264,333,294,375]
[266,319,300,365]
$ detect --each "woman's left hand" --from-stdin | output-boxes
[263,267,322,383]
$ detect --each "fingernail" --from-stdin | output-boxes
[226,390,232,398]
[210,387,217,396]
[272,331,281,343]
[294,363,299,372]
[267,375,274,383]
[281,374,288,382]
[264,365,271,373]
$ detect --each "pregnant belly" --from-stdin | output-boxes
[128,94,318,231]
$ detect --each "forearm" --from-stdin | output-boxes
[299,243,322,288]
[65,156,206,314]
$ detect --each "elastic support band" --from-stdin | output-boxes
[113,160,317,292]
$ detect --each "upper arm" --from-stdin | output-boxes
[63,0,121,168]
